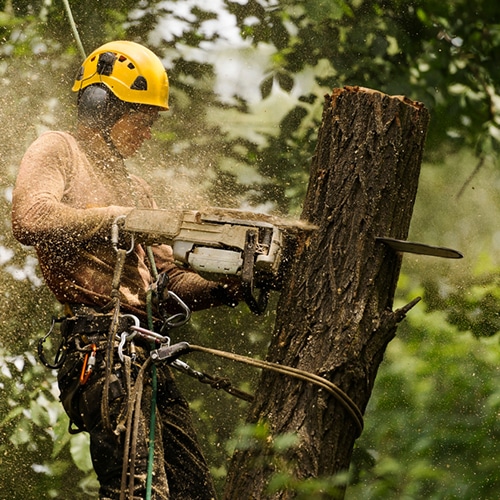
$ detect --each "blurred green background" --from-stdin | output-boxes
[1,1,499,498]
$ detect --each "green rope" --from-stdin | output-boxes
[62,0,86,59]
[145,246,159,500]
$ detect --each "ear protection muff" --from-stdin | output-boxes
[77,84,129,131]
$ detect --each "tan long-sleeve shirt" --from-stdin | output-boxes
[12,130,223,318]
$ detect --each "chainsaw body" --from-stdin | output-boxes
[123,208,293,313]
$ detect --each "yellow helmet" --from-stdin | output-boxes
[72,40,169,110]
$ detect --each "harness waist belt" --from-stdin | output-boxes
[63,314,134,339]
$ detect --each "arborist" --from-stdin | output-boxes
[12,40,242,500]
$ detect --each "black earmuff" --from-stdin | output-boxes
[77,84,127,131]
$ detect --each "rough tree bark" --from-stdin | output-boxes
[223,86,430,499]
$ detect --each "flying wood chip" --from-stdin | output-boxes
[376,237,463,259]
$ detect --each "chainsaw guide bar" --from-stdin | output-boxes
[376,237,463,259]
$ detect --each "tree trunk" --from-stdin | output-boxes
[223,86,430,499]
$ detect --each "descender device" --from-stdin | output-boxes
[122,207,463,314]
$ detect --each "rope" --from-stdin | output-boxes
[103,247,143,499]
[119,356,152,500]
[119,356,133,498]
[62,0,86,58]
[102,249,127,433]
[145,246,159,500]
[129,359,151,498]
[187,344,364,437]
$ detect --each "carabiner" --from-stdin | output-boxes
[163,291,192,329]
[79,344,97,385]
[117,314,141,362]
[37,316,67,369]
[111,215,135,254]
[130,324,170,345]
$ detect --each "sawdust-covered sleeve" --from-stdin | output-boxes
[12,131,132,247]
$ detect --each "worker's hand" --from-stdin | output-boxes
[210,277,245,308]
[105,205,135,223]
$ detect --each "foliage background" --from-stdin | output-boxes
[1,0,500,498]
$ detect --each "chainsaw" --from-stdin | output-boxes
[122,207,462,314]
[122,207,307,313]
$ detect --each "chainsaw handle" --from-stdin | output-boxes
[241,228,270,315]
[243,285,270,315]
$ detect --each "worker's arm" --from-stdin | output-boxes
[163,262,242,310]
[12,132,132,247]
[146,243,241,311]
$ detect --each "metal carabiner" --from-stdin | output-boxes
[37,316,67,369]
[118,332,129,362]
[80,343,97,385]
[163,291,192,329]
[111,215,135,254]
[129,324,170,345]
[117,314,141,362]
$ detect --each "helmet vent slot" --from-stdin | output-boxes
[131,76,148,91]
